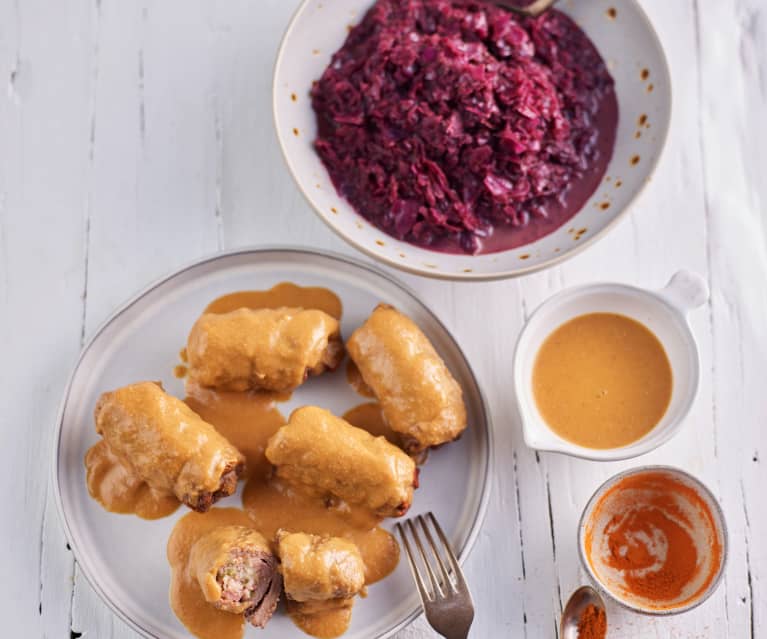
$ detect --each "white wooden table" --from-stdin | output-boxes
[1,1,764,637]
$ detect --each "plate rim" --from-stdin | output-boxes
[272,0,673,281]
[51,245,494,639]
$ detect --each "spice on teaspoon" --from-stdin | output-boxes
[576,603,607,639]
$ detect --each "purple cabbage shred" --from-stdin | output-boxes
[312,0,615,254]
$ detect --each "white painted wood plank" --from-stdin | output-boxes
[696,1,767,636]
[0,0,763,637]
[509,1,723,636]
[0,0,93,635]
[66,0,228,635]
[213,0,354,256]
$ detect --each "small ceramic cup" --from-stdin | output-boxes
[513,270,708,460]
[577,465,728,615]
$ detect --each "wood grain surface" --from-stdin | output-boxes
[0,0,764,637]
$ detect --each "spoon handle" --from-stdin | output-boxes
[493,0,558,18]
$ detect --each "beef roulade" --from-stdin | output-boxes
[265,406,417,518]
[186,307,343,393]
[93,381,244,512]
[189,525,282,628]
[347,304,467,454]
[276,531,365,602]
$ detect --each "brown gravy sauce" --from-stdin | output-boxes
[342,402,398,445]
[184,382,287,480]
[89,283,399,638]
[287,598,354,639]
[345,360,375,398]
[187,284,396,638]
[168,508,256,639]
[343,402,429,466]
[86,283,340,520]
[242,475,399,585]
[84,440,180,519]
[204,281,342,319]
[240,404,399,639]
[533,312,673,449]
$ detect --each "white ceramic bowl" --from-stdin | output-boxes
[578,466,728,615]
[513,270,708,460]
[273,0,671,280]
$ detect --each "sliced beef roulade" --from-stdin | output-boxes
[189,525,282,628]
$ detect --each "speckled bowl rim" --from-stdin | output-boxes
[577,465,729,616]
[272,0,673,281]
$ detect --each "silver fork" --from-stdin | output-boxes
[395,513,475,639]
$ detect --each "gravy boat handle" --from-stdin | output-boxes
[658,270,709,314]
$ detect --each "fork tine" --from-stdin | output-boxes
[399,514,475,639]
[417,514,456,594]
[406,519,444,598]
[427,512,467,589]
[395,522,433,604]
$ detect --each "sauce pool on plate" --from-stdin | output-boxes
[193,284,399,639]
[168,508,261,639]
[532,312,672,449]
[85,440,180,519]
[199,284,399,638]
[204,281,343,319]
[86,282,399,639]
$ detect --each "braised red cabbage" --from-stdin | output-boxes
[312,0,617,254]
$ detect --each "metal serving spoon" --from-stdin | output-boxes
[494,0,558,17]
[560,586,607,639]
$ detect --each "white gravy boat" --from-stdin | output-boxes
[513,270,708,461]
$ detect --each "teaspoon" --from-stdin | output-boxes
[560,586,607,639]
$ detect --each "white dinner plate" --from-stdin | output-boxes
[53,247,492,639]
